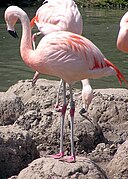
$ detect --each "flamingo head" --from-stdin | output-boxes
[4,6,18,38]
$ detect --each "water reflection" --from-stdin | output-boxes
[0,7,128,91]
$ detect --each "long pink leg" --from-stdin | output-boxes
[32,71,40,86]
[61,84,76,163]
[32,32,42,50]
[52,80,67,159]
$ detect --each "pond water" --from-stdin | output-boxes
[0,7,128,91]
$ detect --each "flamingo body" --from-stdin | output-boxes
[117,12,128,52]
[30,0,83,35]
[20,30,118,84]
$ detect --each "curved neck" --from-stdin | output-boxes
[21,16,32,50]
[81,79,90,87]
[120,12,128,29]
[14,8,33,65]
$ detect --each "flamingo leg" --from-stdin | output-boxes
[32,71,40,86]
[32,32,42,50]
[52,80,67,159]
[54,79,63,112]
[31,32,42,86]
[61,84,76,163]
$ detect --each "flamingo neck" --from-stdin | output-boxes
[120,13,128,30]
[17,10,32,65]
[81,79,90,87]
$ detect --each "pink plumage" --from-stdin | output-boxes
[117,11,128,53]
[30,0,83,35]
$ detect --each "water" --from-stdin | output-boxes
[0,7,128,91]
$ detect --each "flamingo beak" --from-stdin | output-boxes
[8,30,18,38]
[43,0,48,4]
[79,107,87,116]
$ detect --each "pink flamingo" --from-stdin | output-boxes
[5,6,127,163]
[117,11,128,52]
[30,0,93,112]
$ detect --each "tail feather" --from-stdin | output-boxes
[104,58,128,86]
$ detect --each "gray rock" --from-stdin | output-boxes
[107,139,128,179]
[7,80,104,156]
[16,157,108,179]
[89,88,128,123]
[0,125,39,179]
[88,89,128,144]
[1,79,128,179]
[0,91,24,125]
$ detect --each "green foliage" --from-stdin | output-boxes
[0,0,43,7]
[0,0,128,8]
[76,0,128,8]
[98,0,128,6]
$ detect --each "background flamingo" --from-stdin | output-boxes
[5,6,127,163]
[31,0,83,46]
[117,11,128,53]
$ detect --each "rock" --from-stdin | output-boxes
[16,157,108,179]
[89,88,128,124]
[88,89,128,144]
[7,80,105,156]
[14,108,105,156]
[0,91,24,125]
[0,125,39,179]
[7,79,60,107]
[107,139,128,179]
[0,79,128,179]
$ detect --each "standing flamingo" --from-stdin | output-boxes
[117,11,128,52]
[30,0,93,112]
[5,6,127,163]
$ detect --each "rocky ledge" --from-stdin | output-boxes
[0,79,128,179]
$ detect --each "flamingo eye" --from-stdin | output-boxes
[43,0,48,4]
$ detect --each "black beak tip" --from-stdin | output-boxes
[8,30,19,38]
[43,0,48,4]
[79,108,87,116]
